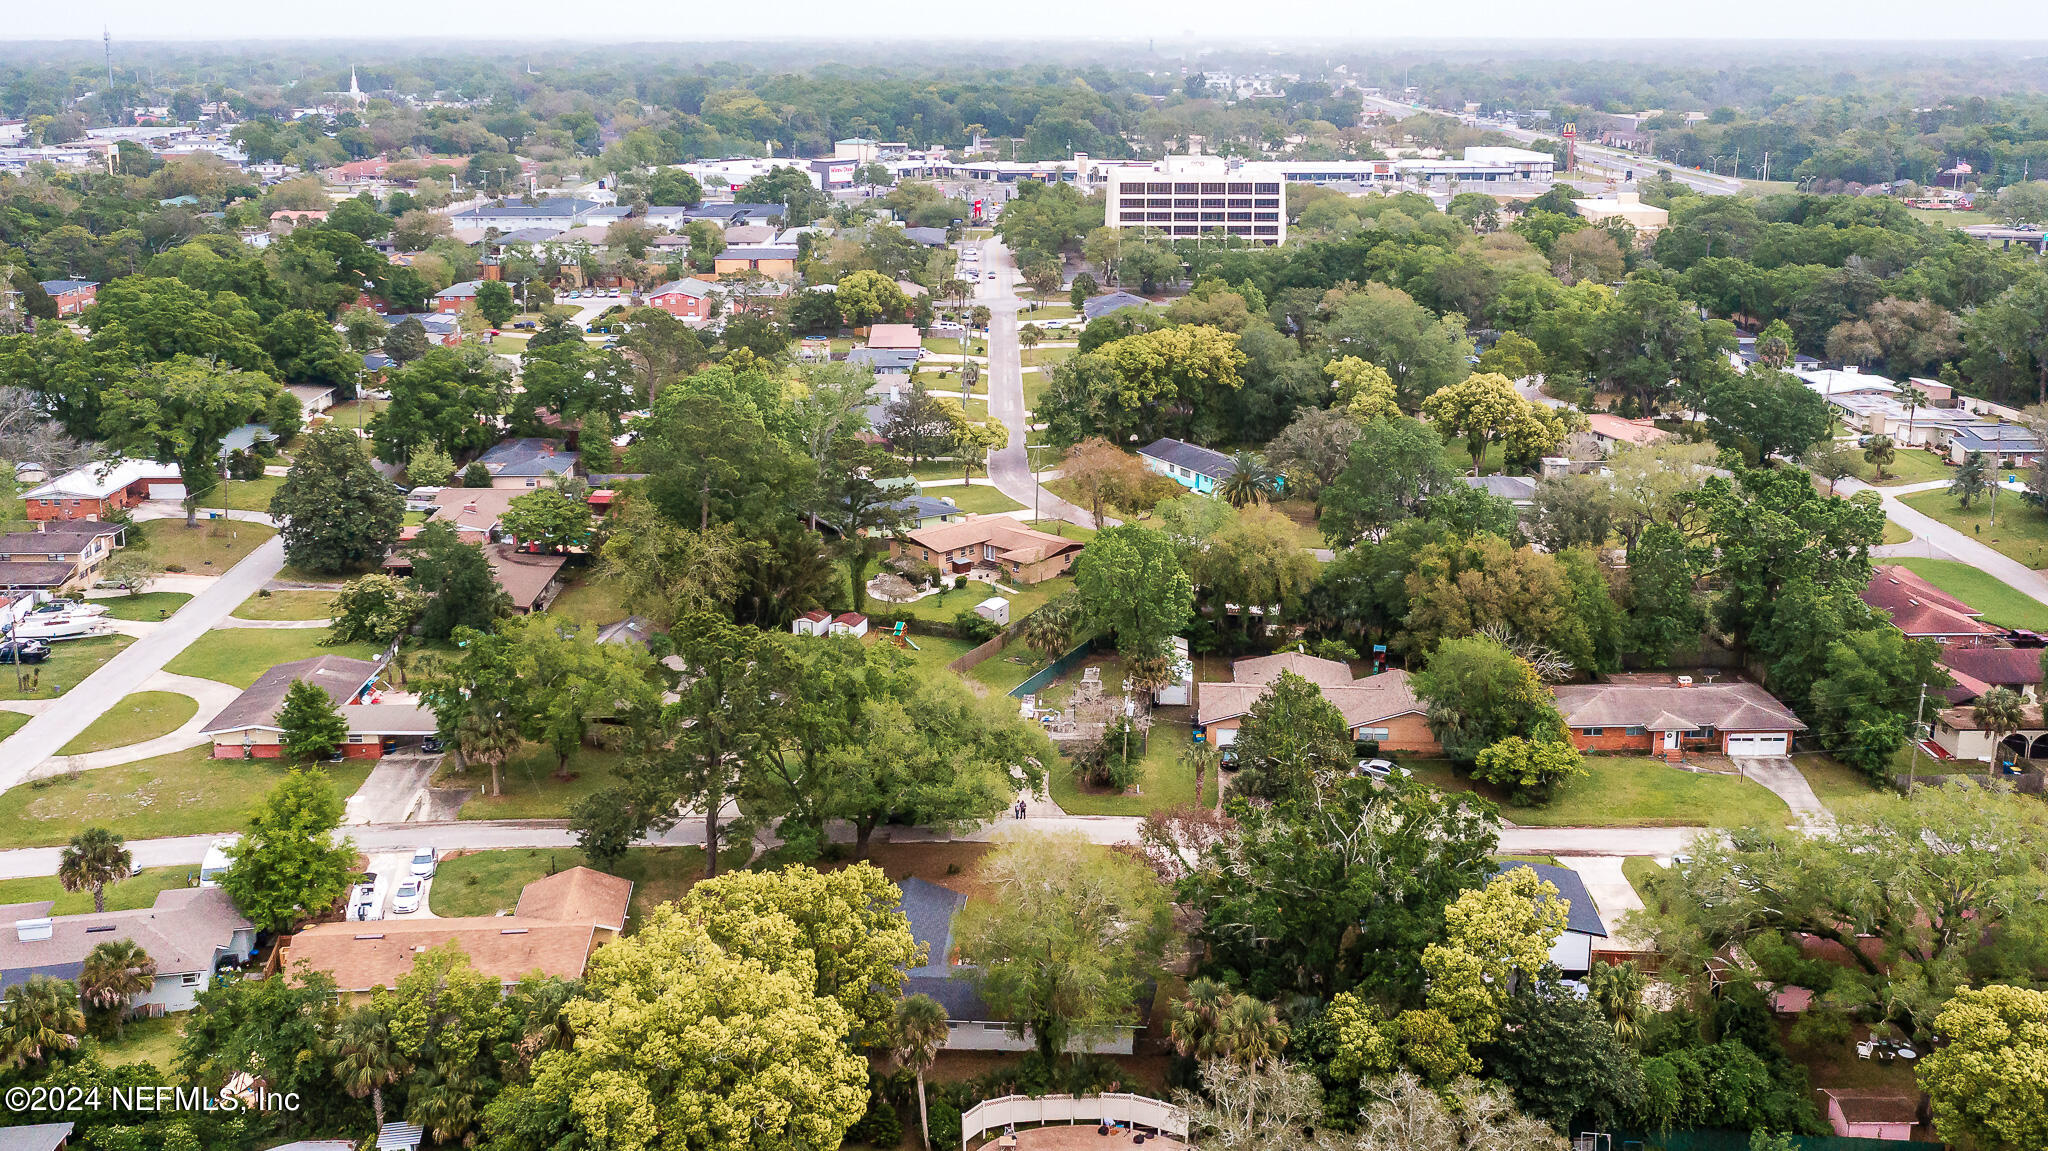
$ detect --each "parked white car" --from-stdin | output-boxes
[392,880,422,915]
[409,847,438,877]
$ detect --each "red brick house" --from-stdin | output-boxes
[38,279,97,316]
[1551,676,1806,758]
[643,278,718,320]
[23,459,184,521]
[199,654,435,760]
[434,280,483,313]
[1196,653,1439,754]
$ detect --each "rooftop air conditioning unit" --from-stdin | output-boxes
[16,918,52,942]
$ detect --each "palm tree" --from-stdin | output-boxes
[1019,324,1042,350]
[1974,686,2030,770]
[1180,742,1222,808]
[1897,383,1928,444]
[1862,433,1897,481]
[892,994,950,1149]
[1218,452,1278,508]
[0,976,85,1070]
[1212,994,1289,1071]
[78,941,155,1038]
[58,827,131,914]
[1168,978,1232,1059]
[1018,593,1083,661]
[1587,960,1647,1048]
[456,706,521,798]
[335,1006,409,1134]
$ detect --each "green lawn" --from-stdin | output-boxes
[890,574,1074,629]
[933,484,1025,515]
[59,691,198,755]
[92,592,192,621]
[1018,303,1079,320]
[323,399,390,430]
[231,589,334,621]
[1892,557,2048,630]
[430,844,744,929]
[1848,447,1950,486]
[546,575,630,629]
[1021,346,1075,370]
[0,635,134,701]
[130,519,276,574]
[165,631,380,689]
[1901,490,2048,568]
[1907,208,1999,229]
[1881,520,1912,545]
[1621,856,1666,907]
[217,475,284,512]
[0,712,26,740]
[0,866,198,916]
[1405,755,1792,827]
[1026,519,1096,542]
[923,337,987,356]
[0,746,372,848]
[453,744,622,821]
[1439,439,1509,477]
[1049,718,1214,816]
[1790,752,1889,812]
[86,1015,186,1071]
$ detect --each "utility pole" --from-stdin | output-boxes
[1908,681,1927,794]
[104,27,112,88]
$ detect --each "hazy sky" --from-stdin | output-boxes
[12,0,2048,43]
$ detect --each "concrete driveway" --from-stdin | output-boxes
[345,753,447,825]
[1734,756,1831,828]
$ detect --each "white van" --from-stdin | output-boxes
[198,838,237,887]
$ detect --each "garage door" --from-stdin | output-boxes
[1725,733,1789,756]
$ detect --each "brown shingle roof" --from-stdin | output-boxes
[1862,565,2002,640]
[1229,652,1356,688]
[902,518,1084,566]
[0,887,252,984]
[200,655,382,735]
[1550,681,1806,733]
[486,545,568,610]
[1825,1091,1919,1126]
[1197,667,1425,729]
[513,866,633,931]
[281,918,598,992]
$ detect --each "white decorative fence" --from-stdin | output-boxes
[961,1093,1190,1150]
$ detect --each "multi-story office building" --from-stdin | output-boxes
[1101,155,1287,245]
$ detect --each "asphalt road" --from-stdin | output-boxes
[1841,476,2048,608]
[975,235,1099,527]
[1361,96,1744,196]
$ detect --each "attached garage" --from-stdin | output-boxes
[1724,733,1790,757]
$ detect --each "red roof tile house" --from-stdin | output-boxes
[1195,652,1439,753]
[1938,644,2044,705]
[1862,565,2003,647]
[1551,675,1806,758]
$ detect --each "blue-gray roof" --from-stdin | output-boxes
[890,495,960,524]
[1952,426,2041,453]
[0,1123,75,1151]
[477,437,578,477]
[1495,861,1607,939]
[1461,475,1537,501]
[849,347,923,373]
[679,202,786,222]
[897,878,995,1021]
[1139,437,1235,481]
[455,198,604,219]
[1083,291,1152,320]
[904,227,950,246]
[38,279,96,294]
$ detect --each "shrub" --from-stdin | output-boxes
[846,1073,905,1147]
[927,1099,962,1148]
[954,609,1002,642]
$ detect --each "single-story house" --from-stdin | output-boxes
[1082,291,1152,321]
[474,438,579,489]
[1195,652,1438,753]
[1947,424,2043,466]
[888,518,1085,585]
[850,347,924,398]
[23,459,184,522]
[486,545,569,614]
[279,867,633,1000]
[1461,474,1537,505]
[885,495,964,529]
[1862,565,2003,646]
[643,278,719,321]
[1550,675,1807,757]
[866,323,922,351]
[0,887,255,1014]
[1821,1091,1918,1141]
[1138,438,1234,495]
[37,279,96,316]
[0,521,125,592]
[1494,862,1606,977]
[898,877,1136,1054]
[1932,701,2048,764]
[1796,366,1896,399]
[200,654,436,760]
[286,383,337,416]
[721,224,777,246]
[1938,644,2044,705]
[0,1122,74,1151]
[1583,413,1669,449]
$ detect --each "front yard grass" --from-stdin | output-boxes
[1880,520,1912,545]
[937,484,1025,515]
[58,691,198,755]
[164,630,379,689]
[92,592,192,621]
[231,589,334,621]
[217,475,284,512]
[1621,856,1667,908]
[1790,752,1889,812]
[1848,447,1949,486]
[0,747,372,848]
[546,575,631,629]
[430,844,750,929]
[453,744,622,821]
[130,519,275,574]
[0,635,134,701]
[0,866,196,916]
[1901,489,2048,568]
[923,337,987,357]
[1049,717,1213,816]
[1893,557,2048,630]
[0,712,26,741]
[1405,755,1791,828]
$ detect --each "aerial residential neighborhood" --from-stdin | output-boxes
[0,21,2047,1151]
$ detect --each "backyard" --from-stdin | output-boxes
[430,844,749,928]
[1901,489,2048,568]
[1892,557,2048,630]
[0,747,372,848]
[58,691,198,755]
[130,518,276,574]
[1404,755,1792,828]
[546,575,631,629]
[0,635,133,701]
[164,630,380,689]
[1048,714,1217,816]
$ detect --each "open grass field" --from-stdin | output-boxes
[1901,489,2048,568]
[92,592,192,621]
[131,519,275,574]
[546,575,631,629]
[86,1015,186,1071]
[217,475,284,512]
[0,747,372,848]
[231,589,334,621]
[1907,208,1998,229]
[938,484,1026,515]
[0,866,196,916]
[1848,447,1950,486]
[429,844,754,929]
[58,691,198,755]
[453,744,622,821]
[1048,715,1217,816]
[1893,557,2048,630]
[164,630,380,689]
[0,635,133,701]
[1405,755,1791,828]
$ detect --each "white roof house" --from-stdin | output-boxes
[24,459,183,501]
[1795,366,1897,398]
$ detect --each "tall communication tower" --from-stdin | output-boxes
[1561,122,1578,174]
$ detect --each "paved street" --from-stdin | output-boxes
[0,531,287,789]
[976,236,1101,528]
[1360,96,1744,196]
[1842,476,2048,607]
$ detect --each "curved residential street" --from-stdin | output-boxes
[1841,476,2048,606]
[975,235,1100,528]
